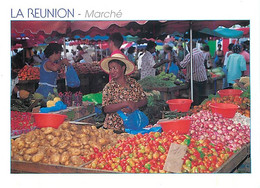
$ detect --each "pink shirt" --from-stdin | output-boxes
[111,50,128,59]
[240,50,250,76]
[240,51,250,63]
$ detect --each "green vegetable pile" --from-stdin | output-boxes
[162,110,192,119]
[140,90,168,124]
[156,72,176,81]
[138,76,176,91]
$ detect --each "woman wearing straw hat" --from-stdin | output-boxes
[100,53,148,132]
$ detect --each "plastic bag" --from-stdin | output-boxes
[170,63,179,76]
[66,65,80,88]
[117,110,149,130]
[125,126,162,135]
[82,93,102,105]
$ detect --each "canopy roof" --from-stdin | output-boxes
[11,20,249,46]
[214,27,244,38]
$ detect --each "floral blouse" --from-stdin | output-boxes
[102,76,146,131]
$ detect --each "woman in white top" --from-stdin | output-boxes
[222,43,234,89]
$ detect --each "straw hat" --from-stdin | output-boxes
[100,53,135,75]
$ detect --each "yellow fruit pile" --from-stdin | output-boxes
[47,97,61,107]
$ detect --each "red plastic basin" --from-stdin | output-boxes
[166,99,193,112]
[158,119,191,134]
[217,89,243,98]
[210,103,239,118]
[33,113,67,129]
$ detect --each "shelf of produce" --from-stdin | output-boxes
[148,83,189,101]
[11,160,114,173]
[206,75,224,95]
[214,144,250,173]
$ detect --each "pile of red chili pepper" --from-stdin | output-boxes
[85,131,234,173]
[11,111,36,135]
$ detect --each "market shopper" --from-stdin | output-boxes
[202,45,212,69]
[177,43,188,62]
[138,41,157,80]
[178,41,207,106]
[35,43,70,98]
[162,44,179,75]
[214,44,224,67]
[108,32,126,58]
[226,44,246,87]
[100,53,147,132]
[127,46,136,64]
[74,45,93,63]
[240,43,250,76]
[222,43,234,89]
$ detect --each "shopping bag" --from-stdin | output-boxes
[117,109,149,130]
[125,126,162,135]
[171,63,179,76]
[66,65,80,88]
[82,93,102,105]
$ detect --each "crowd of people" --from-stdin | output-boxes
[11,32,250,130]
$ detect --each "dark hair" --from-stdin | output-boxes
[127,46,135,54]
[232,44,242,54]
[203,45,209,52]
[164,45,173,51]
[241,43,247,50]
[11,70,18,79]
[108,59,126,74]
[109,33,123,49]
[44,43,63,58]
[228,43,234,51]
[77,45,83,51]
[146,41,156,51]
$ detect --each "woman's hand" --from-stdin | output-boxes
[121,107,132,114]
[61,58,70,66]
[124,101,138,112]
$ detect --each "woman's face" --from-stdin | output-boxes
[108,61,125,79]
[54,51,62,61]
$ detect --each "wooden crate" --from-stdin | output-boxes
[215,144,250,173]
[11,160,115,173]
[11,144,250,173]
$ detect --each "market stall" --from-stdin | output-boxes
[11,84,251,173]
[10,20,251,174]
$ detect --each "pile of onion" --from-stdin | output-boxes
[183,110,250,151]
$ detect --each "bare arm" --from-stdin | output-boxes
[103,98,147,114]
[45,59,69,72]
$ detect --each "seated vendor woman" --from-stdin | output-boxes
[100,53,148,132]
[35,43,69,98]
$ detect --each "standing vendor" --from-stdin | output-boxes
[35,43,69,98]
[100,53,147,132]
[178,41,207,106]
